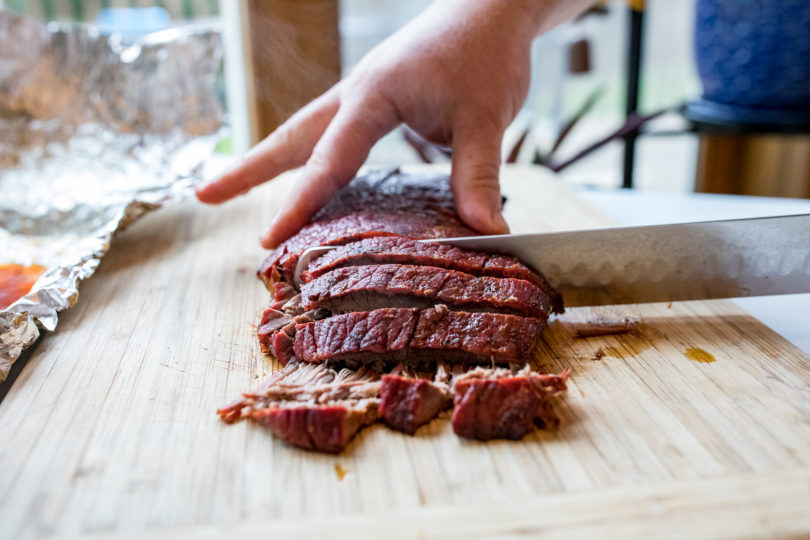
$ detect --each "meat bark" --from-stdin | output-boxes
[294,306,543,368]
[301,264,552,317]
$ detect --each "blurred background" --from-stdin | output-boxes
[3,0,809,198]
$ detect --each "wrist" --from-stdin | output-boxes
[435,0,593,40]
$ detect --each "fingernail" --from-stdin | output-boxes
[261,215,281,248]
[260,231,275,249]
[260,229,274,249]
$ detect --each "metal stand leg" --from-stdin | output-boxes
[622,5,645,189]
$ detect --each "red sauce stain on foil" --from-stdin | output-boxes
[0,264,46,309]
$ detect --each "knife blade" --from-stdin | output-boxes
[293,214,810,306]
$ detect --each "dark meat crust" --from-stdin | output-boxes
[258,170,476,288]
[294,306,543,367]
[301,264,551,318]
[379,374,452,435]
[451,368,570,440]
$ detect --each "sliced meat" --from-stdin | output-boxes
[217,363,382,453]
[258,306,328,364]
[268,282,297,310]
[269,324,296,365]
[379,373,452,434]
[259,170,476,288]
[257,307,293,354]
[294,306,543,368]
[411,306,542,365]
[309,237,564,314]
[251,406,370,454]
[301,264,551,318]
[217,361,569,450]
[304,236,557,299]
[295,308,416,366]
[451,367,570,440]
[222,169,573,453]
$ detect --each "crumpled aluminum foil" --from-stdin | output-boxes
[0,13,227,382]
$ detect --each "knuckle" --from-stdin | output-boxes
[462,162,502,190]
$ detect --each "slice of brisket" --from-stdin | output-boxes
[294,305,543,368]
[300,264,552,317]
[304,236,561,312]
[451,367,570,440]
[217,363,382,453]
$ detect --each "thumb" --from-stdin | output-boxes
[449,124,509,235]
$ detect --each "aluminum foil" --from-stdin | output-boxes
[0,13,227,382]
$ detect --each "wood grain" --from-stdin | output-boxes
[244,0,341,140]
[695,134,810,198]
[1,165,809,539]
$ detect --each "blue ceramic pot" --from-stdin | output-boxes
[695,0,810,109]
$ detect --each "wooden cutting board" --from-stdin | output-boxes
[1,165,809,539]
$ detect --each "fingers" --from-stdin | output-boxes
[260,92,399,249]
[449,121,510,235]
[195,86,341,204]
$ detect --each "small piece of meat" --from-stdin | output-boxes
[251,406,371,454]
[257,307,294,353]
[294,306,543,368]
[301,264,551,318]
[258,170,477,288]
[304,236,559,304]
[259,307,328,363]
[379,374,452,434]
[268,282,298,310]
[217,363,382,453]
[573,316,639,338]
[451,367,569,440]
[270,326,296,365]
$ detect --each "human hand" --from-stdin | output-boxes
[197,0,588,248]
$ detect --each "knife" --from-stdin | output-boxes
[293,214,810,306]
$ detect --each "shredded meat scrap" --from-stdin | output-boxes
[219,169,570,453]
